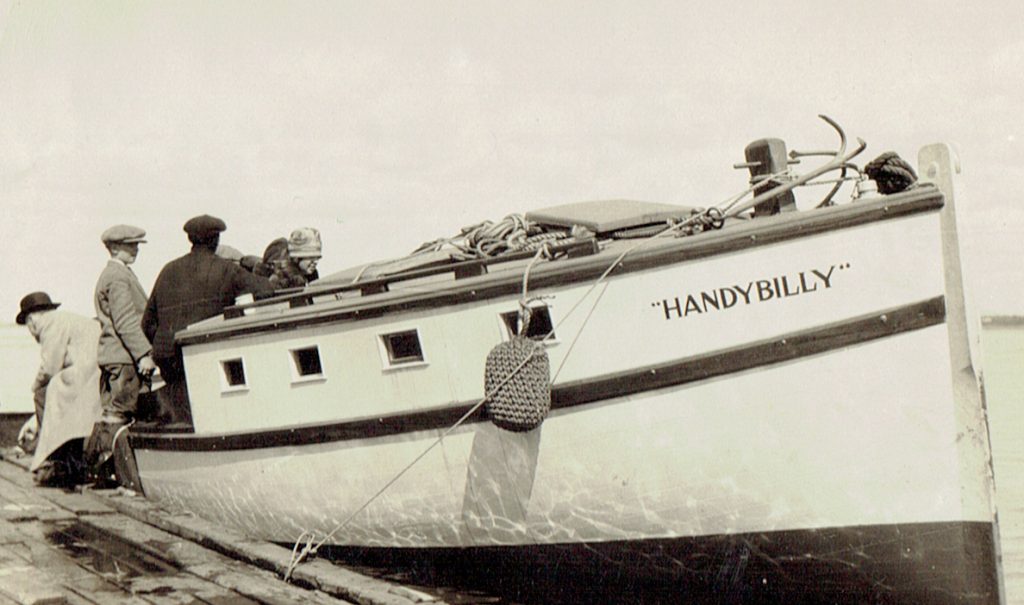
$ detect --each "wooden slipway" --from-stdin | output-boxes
[0,449,441,605]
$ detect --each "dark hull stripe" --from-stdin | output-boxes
[178,190,943,345]
[130,295,945,452]
[315,520,1000,605]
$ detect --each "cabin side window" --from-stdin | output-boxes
[219,357,248,392]
[289,345,325,383]
[501,306,556,343]
[378,329,427,369]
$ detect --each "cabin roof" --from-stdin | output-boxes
[525,199,696,234]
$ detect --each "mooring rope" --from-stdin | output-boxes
[283,212,720,580]
[284,150,859,580]
[283,338,545,581]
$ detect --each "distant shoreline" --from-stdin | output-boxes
[982,315,1024,326]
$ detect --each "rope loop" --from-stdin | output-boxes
[704,207,725,230]
[284,530,317,582]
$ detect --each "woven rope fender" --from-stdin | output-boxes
[484,336,551,432]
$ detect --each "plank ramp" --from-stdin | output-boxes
[0,449,436,605]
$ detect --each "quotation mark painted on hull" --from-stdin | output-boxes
[652,263,851,320]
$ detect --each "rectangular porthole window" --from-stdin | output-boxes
[501,306,556,342]
[290,345,325,383]
[379,329,427,369]
[220,358,248,392]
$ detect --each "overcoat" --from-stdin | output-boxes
[29,310,102,471]
[142,246,273,361]
[94,260,151,365]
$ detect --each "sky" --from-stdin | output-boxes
[0,0,1022,321]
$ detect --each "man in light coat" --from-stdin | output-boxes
[15,292,102,485]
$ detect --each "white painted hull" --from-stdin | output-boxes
[134,321,971,547]
[128,146,1002,601]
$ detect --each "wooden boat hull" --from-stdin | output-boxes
[132,318,974,541]
[127,145,1002,602]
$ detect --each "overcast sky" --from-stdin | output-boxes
[1,0,1022,320]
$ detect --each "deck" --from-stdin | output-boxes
[0,447,441,605]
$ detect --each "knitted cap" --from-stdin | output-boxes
[287,228,322,258]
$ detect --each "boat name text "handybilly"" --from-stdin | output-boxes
[651,263,850,320]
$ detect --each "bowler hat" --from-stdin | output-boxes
[183,215,227,239]
[16,292,61,325]
[101,224,147,245]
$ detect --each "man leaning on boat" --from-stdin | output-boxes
[142,214,273,425]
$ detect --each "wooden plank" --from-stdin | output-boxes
[3,524,149,605]
[0,481,76,523]
[0,472,76,523]
[98,493,424,604]
[84,514,351,605]
[0,564,69,605]
[11,521,253,605]
[0,459,113,517]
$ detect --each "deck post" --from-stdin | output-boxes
[919,143,1005,603]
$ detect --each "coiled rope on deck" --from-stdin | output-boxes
[411,214,572,261]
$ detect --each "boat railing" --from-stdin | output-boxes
[221,116,889,324]
[222,236,600,319]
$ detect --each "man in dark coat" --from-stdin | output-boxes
[142,215,272,424]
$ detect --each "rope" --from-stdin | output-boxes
[864,151,917,194]
[284,530,316,581]
[282,341,545,580]
[285,148,859,578]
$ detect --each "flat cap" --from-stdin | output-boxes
[101,224,147,245]
[183,214,227,238]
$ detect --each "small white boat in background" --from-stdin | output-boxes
[124,117,1003,603]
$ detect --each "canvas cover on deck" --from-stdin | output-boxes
[525,199,695,234]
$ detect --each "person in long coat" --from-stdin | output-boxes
[15,292,102,484]
[142,215,272,424]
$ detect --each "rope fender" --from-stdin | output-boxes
[484,337,551,432]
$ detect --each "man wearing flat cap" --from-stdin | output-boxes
[142,215,272,424]
[87,225,155,481]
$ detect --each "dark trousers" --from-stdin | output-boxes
[154,355,193,425]
[100,363,141,421]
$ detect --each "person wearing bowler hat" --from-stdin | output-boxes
[15,292,102,486]
[142,215,272,424]
[259,227,323,289]
[86,224,157,484]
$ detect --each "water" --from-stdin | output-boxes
[0,323,37,414]
[981,320,1024,603]
[44,520,181,579]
